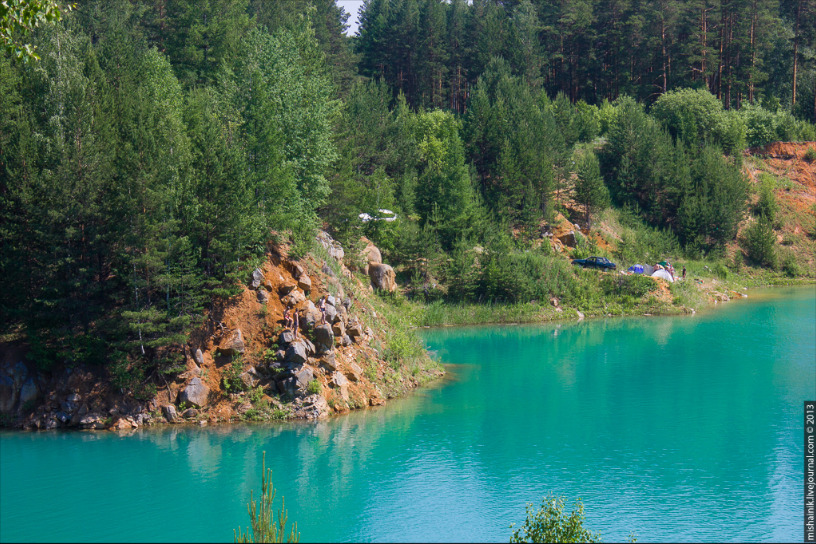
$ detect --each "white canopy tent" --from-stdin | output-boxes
[651,269,674,282]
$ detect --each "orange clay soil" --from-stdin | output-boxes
[739,141,816,268]
[169,240,437,422]
[746,142,816,214]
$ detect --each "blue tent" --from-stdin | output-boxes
[628,264,645,274]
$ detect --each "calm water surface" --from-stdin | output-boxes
[1,287,814,542]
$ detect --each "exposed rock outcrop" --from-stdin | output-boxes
[368,263,397,292]
[360,237,382,266]
[313,324,335,354]
[179,378,210,408]
[249,268,265,289]
[316,230,345,262]
[1,231,444,430]
[218,329,245,357]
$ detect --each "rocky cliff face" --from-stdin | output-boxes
[0,232,443,430]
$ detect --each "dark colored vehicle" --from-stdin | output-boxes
[571,256,617,270]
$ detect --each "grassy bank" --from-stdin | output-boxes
[385,266,814,329]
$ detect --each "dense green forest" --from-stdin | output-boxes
[1,0,814,380]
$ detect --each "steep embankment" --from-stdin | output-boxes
[743,141,816,271]
[0,233,442,430]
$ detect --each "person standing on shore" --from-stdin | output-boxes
[292,310,299,338]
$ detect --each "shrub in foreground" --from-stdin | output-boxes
[235,453,299,543]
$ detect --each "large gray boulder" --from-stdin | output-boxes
[70,403,89,426]
[279,330,296,346]
[347,322,364,339]
[162,405,179,423]
[324,303,338,324]
[313,324,335,354]
[278,377,297,397]
[278,282,298,296]
[368,263,397,292]
[294,366,315,390]
[288,263,305,278]
[331,371,349,401]
[337,304,348,325]
[179,378,210,408]
[301,302,323,329]
[284,342,308,366]
[361,238,382,265]
[240,367,262,389]
[293,394,330,419]
[320,352,338,372]
[301,337,316,356]
[282,289,305,307]
[249,268,264,289]
[257,289,269,304]
[346,362,363,382]
[558,231,577,247]
[297,274,312,292]
[79,413,106,429]
[218,329,245,357]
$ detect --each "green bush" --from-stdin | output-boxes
[306,379,321,395]
[753,174,778,224]
[804,147,816,163]
[650,88,745,154]
[740,104,816,148]
[713,263,729,279]
[222,357,247,394]
[478,249,579,304]
[741,217,777,268]
[741,103,778,148]
[108,354,157,402]
[669,277,706,309]
[510,494,605,543]
[780,250,802,277]
[601,274,658,299]
[597,98,617,136]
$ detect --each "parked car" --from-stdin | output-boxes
[571,256,617,270]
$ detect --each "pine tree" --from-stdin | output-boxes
[573,150,610,229]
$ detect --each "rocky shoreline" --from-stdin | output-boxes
[0,232,443,432]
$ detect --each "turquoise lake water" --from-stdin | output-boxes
[1,287,814,542]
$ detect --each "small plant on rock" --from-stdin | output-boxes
[223,357,247,394]
[306,379,322,395]
[264,347,279,363]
